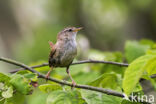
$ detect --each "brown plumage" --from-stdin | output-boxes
[46,27,82,88]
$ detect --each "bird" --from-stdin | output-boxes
[47,27,82,87]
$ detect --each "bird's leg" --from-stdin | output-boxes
[66,66,76,89]
[45,66,53,80]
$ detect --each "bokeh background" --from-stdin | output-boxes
[0,0,156,104]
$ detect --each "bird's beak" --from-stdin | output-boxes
[73,27,83,32]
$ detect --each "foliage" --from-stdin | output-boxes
[122,55,153,95]
[89,73,122,91]
[80,89,122,104]
[1,39,156,104]
[125,41,150,63]
[46,90,86,104]
[39,84,62,93]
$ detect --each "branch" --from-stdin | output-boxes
[0,57,151,104]
[10,63,49,73]
[10,59,129,73]
[72,60,129,66]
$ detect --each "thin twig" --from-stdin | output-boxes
[150,74,156,79]
[72,60,129,66]
[10,60,129,73]
[0,57,151,104]
[10,63,49,73]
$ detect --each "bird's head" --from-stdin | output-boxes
[57,27,82,41]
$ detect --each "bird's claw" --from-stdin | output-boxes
[45,75,49,82]
[71,80,76,90]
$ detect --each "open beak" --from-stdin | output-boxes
[73,27,83,32]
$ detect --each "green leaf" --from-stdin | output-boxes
[72,71,99,85]
[0,83,4,91]
[151,79,156,91]
[46,90,86,104]
[141,74,156,91]
[3,92,25,104]
[153,44,156,49]
[0,98,5,103]
[89,50,125,75]
[23,73,38,82]
[89,73,121,90]
[0,73,10,83]
[39,84,62,93]
[2,86,13,98]
[29,61,49,72]
[145,56,156,75]
[10,74,32,95]
[80,89,122,104]
[140,39,155,47]
[101,52,124,74]
[146,49,156,55]
[16,70,29,75]
[132,83,142,93]
[26,90,48,104]
[122,55,153,95]
[125,41,150,63]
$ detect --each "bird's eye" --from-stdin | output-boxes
[68,29,72,32]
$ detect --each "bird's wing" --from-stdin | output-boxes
[49,43,56,67]
[48,41,54,50]
[49,46,56,58]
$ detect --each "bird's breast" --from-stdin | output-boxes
[58,40,77,67]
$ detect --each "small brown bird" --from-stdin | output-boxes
[47,27,82,87]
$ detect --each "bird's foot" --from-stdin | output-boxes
[45,74,50,81]
[45,67,53,81]
[71,80,77,90]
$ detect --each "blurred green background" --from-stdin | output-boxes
[0,0,156,104]
[0,0,156,63]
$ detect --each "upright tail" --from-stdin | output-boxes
[48,41,54,50]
